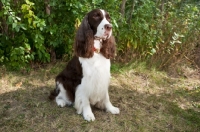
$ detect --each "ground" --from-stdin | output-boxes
[0,62,200,132]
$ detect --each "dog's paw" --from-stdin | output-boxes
[56,99,66,107]
[83,112,95,122]
[107,106,120,114]
[76,107,83,115]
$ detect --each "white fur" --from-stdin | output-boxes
[74,40,119,122]
[55,82,72,107]
[94,9,112,39]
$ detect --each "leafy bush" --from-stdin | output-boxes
[0,0,47,69]
[116,0,200,69]
[0,0,199,69]
[150,1,200,68]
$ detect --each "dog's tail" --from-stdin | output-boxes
[49,83,60,100]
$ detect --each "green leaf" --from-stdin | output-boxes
[12,23,17,29]
[15,26,20,32]
[25,0,34,6]
[113,19,118,28]
[28,18,32,25]
[20,24,27,30]
[8,16,13,23]
[151,48,156,54]
[16,17,21,21]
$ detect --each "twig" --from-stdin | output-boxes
[184,55,199,69]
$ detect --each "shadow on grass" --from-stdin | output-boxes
[0,78,200,131]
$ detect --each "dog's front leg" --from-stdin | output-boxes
[75,86,95,122]
[104,92,120,114]
[82,101,95,121]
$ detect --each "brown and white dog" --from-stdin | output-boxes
[49,9,119,121]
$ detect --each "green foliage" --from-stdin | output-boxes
[115,0,200,69]
[151,0,200,68]
[21,0,48,63]
[0,0,48,69]
[0,0,199,69]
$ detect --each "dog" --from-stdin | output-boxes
[49,9,119,121]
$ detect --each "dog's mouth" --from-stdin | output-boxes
[94,32,111,40]
[94,36,108,40]
[104,30,112,39]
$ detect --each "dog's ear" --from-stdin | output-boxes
[74,15,94,58]
[100,36,116,59]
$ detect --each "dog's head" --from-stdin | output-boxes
[88,9,112,40]
[74,9,115,59]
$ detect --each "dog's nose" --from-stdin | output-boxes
[104,24,112,31]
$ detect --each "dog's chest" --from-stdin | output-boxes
[79,40,110,81]
[79,52,111,103]
[79,53,110,81]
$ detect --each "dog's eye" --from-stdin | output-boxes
[93,13,101,19]
[106,14,111,22]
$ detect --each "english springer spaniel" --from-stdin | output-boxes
[49,9,119,121]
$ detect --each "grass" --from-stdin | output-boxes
[0,62,200,132]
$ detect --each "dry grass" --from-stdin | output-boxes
[0,62,200,132]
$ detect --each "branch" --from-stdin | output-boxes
[128,0,136,24]
[120,0,127,19]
